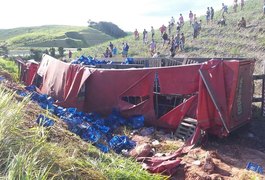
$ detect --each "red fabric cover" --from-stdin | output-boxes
[26,63,39,86]
[137,126,202,175]
[37,55,92,110]
[197,60,229,135]
[84,69,156,124]
[159,95,197,129]
[158,65,200,95]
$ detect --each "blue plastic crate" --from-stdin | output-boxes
[246,162,263,174]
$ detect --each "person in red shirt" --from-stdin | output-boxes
[159,24,166,36]
[134,29,139,40]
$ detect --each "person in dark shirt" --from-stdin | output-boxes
[109,42,114,51]
[68,50,72,59]
[104,47,112,58]
[143,29,148,44]
[192,21,199,39]
[180,33,185,51]
[122,42,129,57]
[210,7,215,23]
[206,7,210,25]
[162,31,169,46]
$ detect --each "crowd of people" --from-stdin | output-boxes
[101,0,264,59]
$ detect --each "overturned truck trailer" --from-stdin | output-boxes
[19,54,255,138]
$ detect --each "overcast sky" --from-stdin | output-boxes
[1,0,235,31]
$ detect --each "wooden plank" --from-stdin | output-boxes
[183,118,197,124]
[180,122,196,128]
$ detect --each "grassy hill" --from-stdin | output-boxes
[77,0,265,73]
[0,25,115,48]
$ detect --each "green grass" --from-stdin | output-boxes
[0,87,166,179]
[1,25,115,48]
[0,58,19,81]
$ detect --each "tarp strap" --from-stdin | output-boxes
[199,69,230,133]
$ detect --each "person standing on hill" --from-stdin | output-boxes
[193,14,197,22]
[104,47,112,58]
[233,0,238,13]
[159,24,166,36]
[206,7,210,25]
[143,29,148,44]
[222,3,228,16]
[179,33,185,51]
[174,33,180,52]
[176,22,181,33]
[149,39,156,57]
[170,16,175,27]
[151,26,155,39]
[112,46,117,56]
[162,31,169,46]
[68,50,72,59]
[169,37,176,57]
[189,11,194,25]
[179,14,184,26]
[168,22,172,36]
[198,20,202,34]
[109,42,114,51]
[192,20,199,39]
[134,29,139,40]
[122,42,129,57]
[241,0,245,10]
[210,7,215,23]
[263,3,265,16]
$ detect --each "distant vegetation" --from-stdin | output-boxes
[88,21,128,38]
[0,42,8,56]
[0,25,115,49]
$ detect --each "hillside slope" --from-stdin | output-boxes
[0,25,115,48]
[78,0,265,73]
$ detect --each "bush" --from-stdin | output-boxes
[58,47,65,57]
[30,48,43,61]
[89,21,127,38]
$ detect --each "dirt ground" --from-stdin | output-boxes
[1,72,265,180]
[129,118,265,180]
[173,119,265,180]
